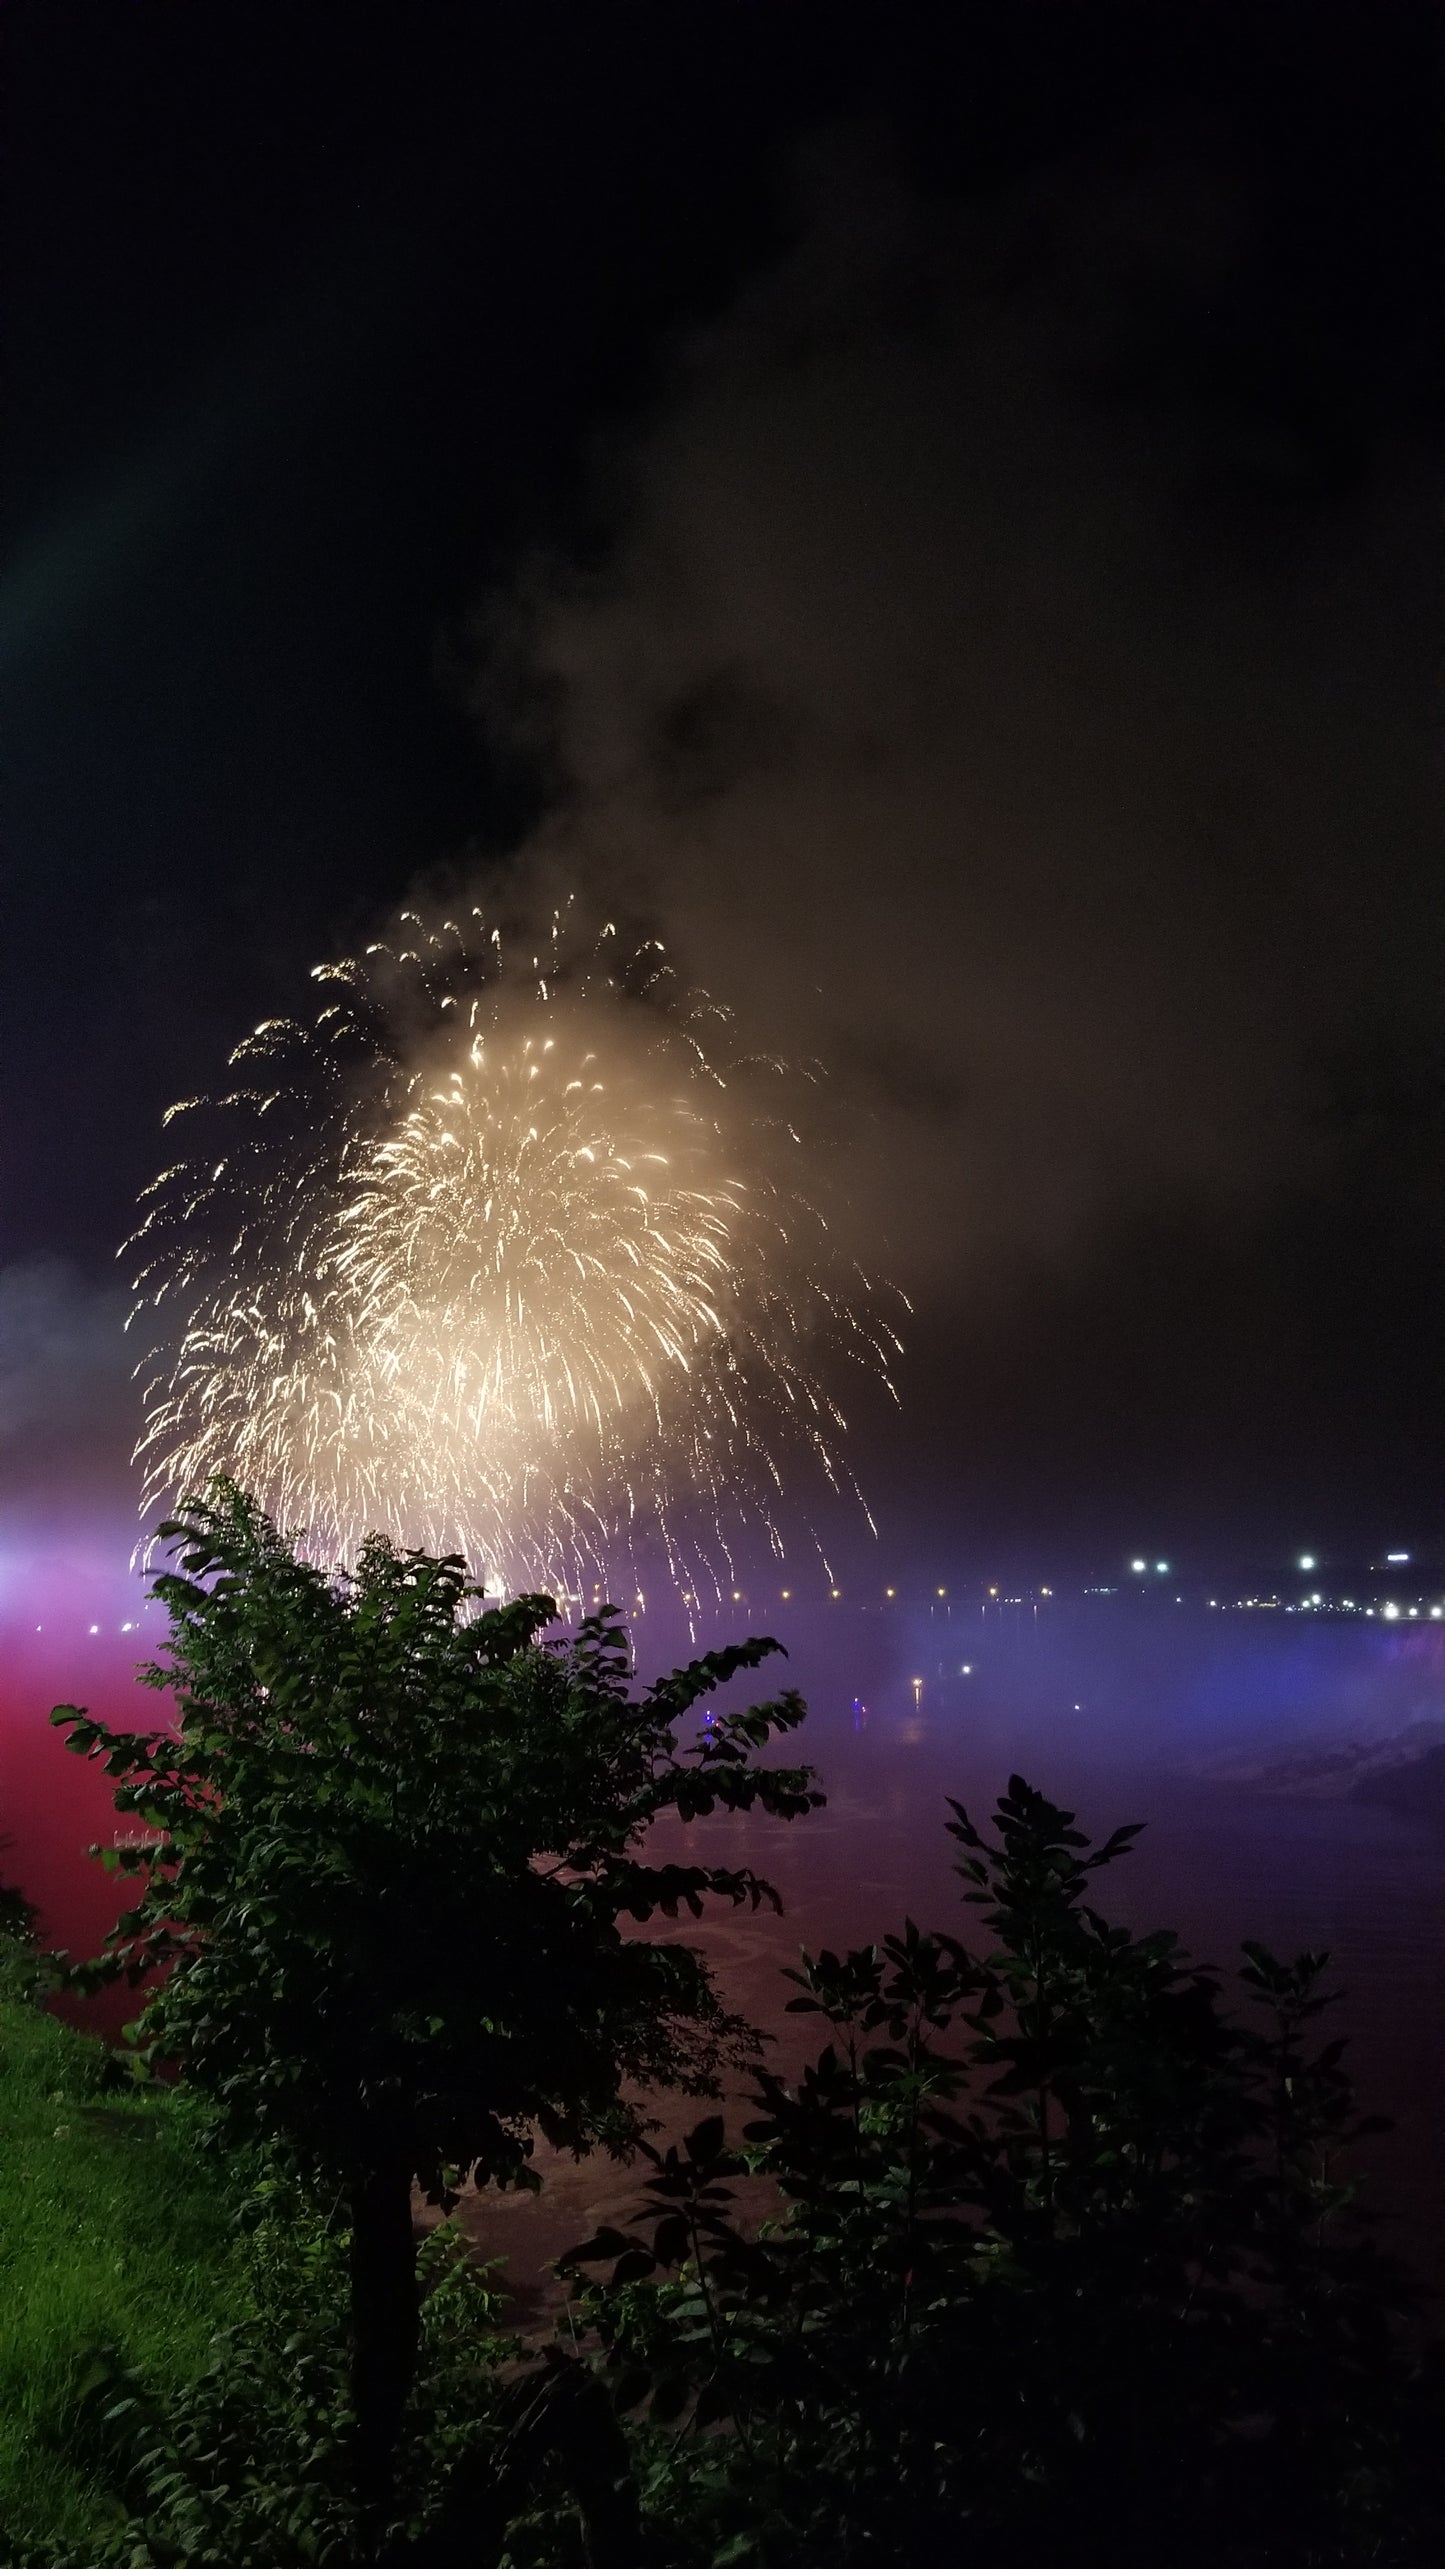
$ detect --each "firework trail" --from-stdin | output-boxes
[127,907,901,1601]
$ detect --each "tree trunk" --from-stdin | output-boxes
[349,2154,421,2531]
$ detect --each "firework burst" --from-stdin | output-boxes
[128,907,901,1599]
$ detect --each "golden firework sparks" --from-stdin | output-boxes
[127,905,901,1600]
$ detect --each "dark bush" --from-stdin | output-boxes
[561,1779,1445,2568]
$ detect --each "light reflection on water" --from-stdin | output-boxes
[5,1591,1443,2290]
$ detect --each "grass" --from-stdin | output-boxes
[0,1953,246,2559]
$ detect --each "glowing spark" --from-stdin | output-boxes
[128,904,901,1600]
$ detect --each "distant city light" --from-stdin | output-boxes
[1298,1554,1315,1571]
[1387,1551,1410,1563]
[960,1663,972,1675]
[1155,1561,1169,1574]
[936,1586,946,1598]
[830,1587,841,1599]
[1382,1603,1400,1621]
[1130,1558,1146,1573]
[911,1677,923,1705]
[88,1623,99,1635]
[885,1587,895,1598]
[781,1589,791,1600]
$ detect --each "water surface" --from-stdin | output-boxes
[4,1585,1442,2287]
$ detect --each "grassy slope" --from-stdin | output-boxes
[0,1984,244,2557]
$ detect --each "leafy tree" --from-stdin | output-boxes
[52,1478,820,2534]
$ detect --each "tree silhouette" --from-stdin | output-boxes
[54,1478,820,2535]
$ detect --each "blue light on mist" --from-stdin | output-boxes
[0,1514,151,1638]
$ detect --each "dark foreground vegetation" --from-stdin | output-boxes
[2,1481,1441,2566]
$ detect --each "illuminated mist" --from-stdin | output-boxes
[128,905,901,1598]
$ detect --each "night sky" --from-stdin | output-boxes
[4,0,1445,1576]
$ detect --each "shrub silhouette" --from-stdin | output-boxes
[560,1778,1444,2569]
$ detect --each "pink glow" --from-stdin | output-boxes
[1,1531,170,2039]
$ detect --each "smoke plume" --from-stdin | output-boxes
[480,136,1443,1342]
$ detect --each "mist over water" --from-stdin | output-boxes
[652,1589,1445,2283]
[6,1543,1442,2277]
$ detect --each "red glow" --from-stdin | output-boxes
[1,1616,168,2039]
